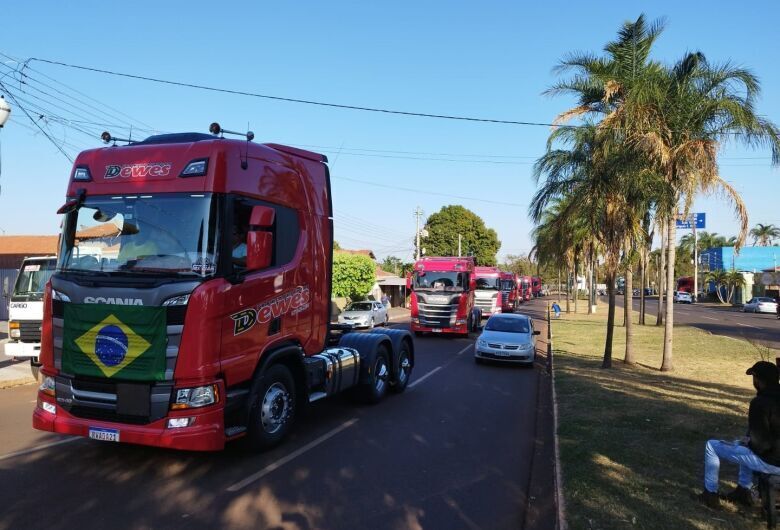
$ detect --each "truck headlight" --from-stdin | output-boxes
[9,321,20,338]
[171,384,219,409]
[52,290,71,302]
[39,376,56,397]
[162,294,190,306]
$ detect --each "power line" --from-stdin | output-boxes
[332,175,525,207]
[29,56,568,128]
[0,80,73,162]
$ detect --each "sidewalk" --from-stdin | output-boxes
[0,320,40,388]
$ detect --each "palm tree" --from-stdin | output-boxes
[631,52,780,371]
[705,270,730,304]
[750,223,780,246]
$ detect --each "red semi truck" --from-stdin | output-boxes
[409,256,481,337]
[499,271,521,313]
[519,275,533,302]
[531,276,542,298]
[474,266,503,317]
[33,128,415,451]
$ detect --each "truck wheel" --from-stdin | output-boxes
[356,345,390,404]
[246,364,296,450]
[30,361,40,382]
[391,344,412,394]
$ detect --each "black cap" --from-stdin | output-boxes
[746,361,779,385]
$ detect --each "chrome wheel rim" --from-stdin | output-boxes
[374,357,388,394]
[398,353,411,385]
[261,382,291,434]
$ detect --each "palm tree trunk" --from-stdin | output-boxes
[661,217,676,372]
[639,252,646,325]
[624,265,635,364]
[656,222,666,326]
[557,269,561,302]
[566,266,571,313]
[603,271,616,369]
[573,257,579,315]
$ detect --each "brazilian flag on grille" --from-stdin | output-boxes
[62,304,167,381]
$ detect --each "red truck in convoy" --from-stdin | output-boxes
[499,271,521,313]
[409,256,481,337]
[474,266,503,318]
[519,275,533,302]
[677,276,694,293]
[33,127,415,451]
[531,276,542,298]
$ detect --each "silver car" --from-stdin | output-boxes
[338,301,389,329]
[743,297,778,314]
[474,313,539,365]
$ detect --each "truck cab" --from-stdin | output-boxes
[409,256,480,337]
[6,256,57,377]
[499,271,520,313]
[33,130,413,451]
[474,266,502,318]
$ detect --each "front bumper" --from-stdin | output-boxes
[4,341,41,359]
[475,344,535,363]
[33,394,225,451]
[411,322,469,335]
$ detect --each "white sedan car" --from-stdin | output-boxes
[337,301,389,328]
[673,291,693,304]
[743,297,778,314]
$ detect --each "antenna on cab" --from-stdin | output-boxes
[209,122,254,170]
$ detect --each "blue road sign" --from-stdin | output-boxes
[676,212,706,229]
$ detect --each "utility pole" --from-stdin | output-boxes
[414,206,423,260]
[693,221,698,303]
[458,234,462,257]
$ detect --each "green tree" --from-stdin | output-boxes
[380,255,404,275]
[332,253,376,299]
[333,241,342,251]
[750,223,780,246]
[502,254,535,276]
[423,205,501,265]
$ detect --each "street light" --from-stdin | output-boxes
[0,95,10,197]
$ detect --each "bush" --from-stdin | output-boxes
[332,254,376,299]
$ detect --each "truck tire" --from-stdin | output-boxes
[367,328,415,393]
[355,345,390,404]
[246,364,297,451]
[414,331,423,337]
[390,344,412,393]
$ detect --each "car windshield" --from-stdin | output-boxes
[759,298,775,303]
[476,276,500,290]
[347,302,373,311]
[485,317,530,334]
[500,279,515,291]
[413,271,466,291]
[12,259,56,301]
[58,193,220,278]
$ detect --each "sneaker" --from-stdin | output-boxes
[723,485,757,507]
[697,490,721,510]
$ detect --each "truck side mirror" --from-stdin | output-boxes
[246,205,275,271]
[469,277,476,291]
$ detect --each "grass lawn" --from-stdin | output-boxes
[552,304,778,529]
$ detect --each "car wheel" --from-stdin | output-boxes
[246,364,296,450]
[384,315,389,326]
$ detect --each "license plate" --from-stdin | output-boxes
[89,427,120,442]
[431,328,442,333]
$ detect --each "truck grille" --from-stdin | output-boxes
[502,292,509,303]
[475,299,497,313]
[18,320,42,343]
[417,302,458,328]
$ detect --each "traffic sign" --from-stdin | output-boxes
[676,212,705,229]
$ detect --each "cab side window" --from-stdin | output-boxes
[230,197,300,274]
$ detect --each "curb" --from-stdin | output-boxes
[0,377,36,390]
[551,349,567,530]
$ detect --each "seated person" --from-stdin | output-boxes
[698,361,780,508]
[232,225,247,268]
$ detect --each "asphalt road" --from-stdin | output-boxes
[0,300,551,530]
[617,296,780,348]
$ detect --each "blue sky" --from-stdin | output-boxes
[1,1,778,262]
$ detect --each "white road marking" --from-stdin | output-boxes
[701,316,718,321]
[409,366,442,388]
[226,418,359,492]
[0,437,80,462]
[737,322,758,329]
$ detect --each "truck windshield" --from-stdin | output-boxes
[475,276,499,290]
[12,259,56,301]
[413,271,466,291]
[58,193,220,278]
[500,279,515,291]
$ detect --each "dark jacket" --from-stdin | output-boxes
[748,384,780,466]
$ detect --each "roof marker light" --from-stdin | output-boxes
[73,166,92,181]
[180,158,209,177]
